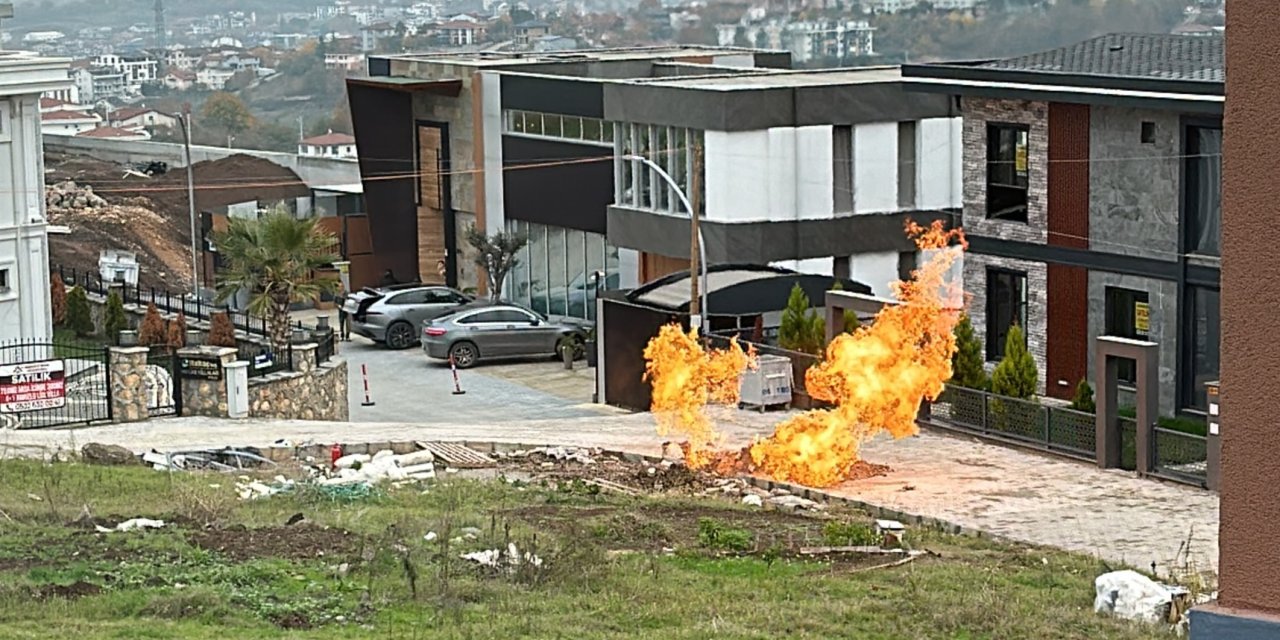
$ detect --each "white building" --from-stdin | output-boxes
[71,66,126,102]
[91,54,158,93]
[99,249,139,285]
[868,0,919,13]
[42,86,79,105]
[931,0,979,9]
[325,52,366,71]
[0,51,70,343]
[108,107,178,130]
[41,109,102,136]
[196,68,236,90]
[298,131,357,159]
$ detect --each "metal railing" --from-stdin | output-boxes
[239,341,291,378]
[57,266,269,337]
[926,386,1098,463]
[1151,426,1208,488]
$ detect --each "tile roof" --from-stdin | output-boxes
[76,126,146,139]
[979,33,1223,83]
[42,109,98,121]
[40,96,69,108]
[301,131,356,146]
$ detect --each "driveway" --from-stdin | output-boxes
[336,336,615,424]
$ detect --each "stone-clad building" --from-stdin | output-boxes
[903,33,1223,418]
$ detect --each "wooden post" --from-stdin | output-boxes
[689,142,703,328]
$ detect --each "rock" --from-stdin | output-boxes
[742,494,763,507]
[1094,570,1175,624]
[768,495,821,511]
[81,443,138,466]
[334,453,371,470]
[770,488,792,497]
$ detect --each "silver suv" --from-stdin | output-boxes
[344,284,472,349]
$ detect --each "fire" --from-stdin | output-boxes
[642,219,967,488]
[642,324,754,469]
[748,220,966,487]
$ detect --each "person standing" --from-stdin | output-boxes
[335,281,350,342]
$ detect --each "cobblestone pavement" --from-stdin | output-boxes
[0,408,1217,577]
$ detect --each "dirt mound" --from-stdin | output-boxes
[44,151,309,290]
[31,581,101,600]
[188,523,360,562]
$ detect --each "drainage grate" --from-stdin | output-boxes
[415,441,495,468]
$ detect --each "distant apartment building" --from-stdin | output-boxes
[931,0,978,9]
[42,86,79,105]
[0,51,73,342]
[298,131,358,159]
[71,65,126,102]
[196,68,236,90]
[325,53,366,71]
[868,0,918,12]
[361,22,397,52]
[91,53,158,92]
[438,20,486,46]
[718,20,874,63]
[162,68,195,90]
[514,20,550,46]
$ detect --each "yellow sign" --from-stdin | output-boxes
[1015,145,1027,174]
[1134,301,1150,334]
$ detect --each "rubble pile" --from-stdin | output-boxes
[45,180,108,212]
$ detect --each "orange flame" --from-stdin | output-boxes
[747,220,967,487]
[643,325,755,468]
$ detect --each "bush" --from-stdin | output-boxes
[1070,379,1095,413]
[990,325,1037,400]
[778,283,823,355]
[696,518,753,552]
[830,280,860,335]
[207,312,237,347]
[104,291,128,345]
[138,304,167,346]
[50,275,67,326]
[950,314,988,390]
[167,313,188,350]
[821,521,881,547]
[66,286,94,337]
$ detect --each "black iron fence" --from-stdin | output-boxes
[57,266,268,337]
[0,338,112,429]
[239,341,291,378]
[925,385,1208,488]
[925,385,1097,462]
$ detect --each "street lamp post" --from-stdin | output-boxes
[622,154,709,332]
[178,113,199,297]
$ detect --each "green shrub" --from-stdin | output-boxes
[821,521,881,547]
[951,314,988,390]
[103,291,128,345]
[1070,379,1095,413]
[778,283,823,355]
[65,286,94,337]
[990,325,1037,400]
[697,518,753,552]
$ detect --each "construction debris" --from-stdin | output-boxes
[320,449,436,486]
[95,518,165,533]
[1094,570,1183,625]
[462,543,543,573]
[236,475,296,500]
[415,441,495,468]
[45,180,108,212]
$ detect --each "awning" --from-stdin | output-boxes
[626,264,871,317]
[345,76,463,96]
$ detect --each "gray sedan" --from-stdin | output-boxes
[421,303,591,368]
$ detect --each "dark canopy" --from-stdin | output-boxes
[626,264,872,317]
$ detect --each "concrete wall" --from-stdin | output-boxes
[853,122,898,214]
[704,125,834,223]
[1086,271,1179,416]
[43,135,361,187]
[849,250,901,299]
[917,117,964,211]
[1088,105,1181,261]
[408,63,478,220]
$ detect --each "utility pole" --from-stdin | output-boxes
[179,110,199,296]
[297,115,304,143]
[689,141,703,332]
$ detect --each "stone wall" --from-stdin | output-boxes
[962,252,1049,397]
[177,346,238,417]
[1088,105,1181,261]
[107,347,150,422]
[961,98,1049,243]
[247,344,349,421]
[1087,272,1179,416]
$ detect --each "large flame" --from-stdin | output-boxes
[643,324,754,469]
[642,220,967,488]
[747,220,966,487]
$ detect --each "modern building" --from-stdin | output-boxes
[718,20,874,64]
[513,20,550,46]
[361,22,397,52]
[195,67,236,90]
[299,131,358,159]
[902,32,1222,417]
[345,47,961,320]
[437,20,486,46]
[71,65,126,102]
[325,52,366,71]
[91,53,158,92]
[0,50,71,343]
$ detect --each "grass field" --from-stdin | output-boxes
[0,459,1169,639]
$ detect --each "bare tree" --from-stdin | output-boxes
[465,226,528,302]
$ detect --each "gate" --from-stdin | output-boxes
[145,347,181,418]
[0,340,111,430]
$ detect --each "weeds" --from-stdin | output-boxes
[697,518,754,553]
[821,521,882,547]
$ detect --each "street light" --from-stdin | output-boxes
[621,154,709,332]
[177,113,198,297]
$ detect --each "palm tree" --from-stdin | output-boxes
[213,208,338,354]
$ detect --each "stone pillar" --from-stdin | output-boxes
[108,346,149,423]
[177,346,238,418]
[1190,5,1280,634]
[1094,337,1158,473]
[290,343,318,374]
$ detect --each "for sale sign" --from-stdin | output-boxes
[0,360,66,413]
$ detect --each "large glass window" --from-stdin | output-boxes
[527,222,548,316]
[1182,286,1220,411]
[1185,126,1222,257]
[613,123,703,215]
[985,268,1027,361]
[504,220,626,320]
[546,226,568,316]
[501,110,610,146]
[1105,287,1150,384]
[986,123,1029,222]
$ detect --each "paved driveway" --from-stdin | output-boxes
[337,337,614,424]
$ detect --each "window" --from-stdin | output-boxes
[1185,125,1222,257]
[502,110,610,145]
[614,123,703,215]
[985,268,1027,361]
[833,125,853,212]
[986,123,1030,222]
[459,310,504,324]
[422,289,459,304]
[493,309,536,323]
[386,290,429,305]
[0,269,8,293]
[1140,121,1156,144]
[897,121,917,209]
[1105,287,1150,384]
[1181,286,1220,411]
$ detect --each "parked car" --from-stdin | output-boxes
[421,302,592,368]
[344,284,473,349]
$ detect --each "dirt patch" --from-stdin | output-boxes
[31,580,101,600]
[188,523,361,562]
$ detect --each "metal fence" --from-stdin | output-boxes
[926,386,1098,463]
[239,341,291,378]
[926,386,1208,488]
[145,346,180,418]
[0,338,112,430]
[58,266,269,337]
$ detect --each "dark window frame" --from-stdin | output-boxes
[985,267,1028,361]
[1179,284,1220,413]
[985,122,1030,223]
[1104,286,1151,384]
[1183,123,1222,257]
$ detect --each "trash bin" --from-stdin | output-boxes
[739,354,792,411]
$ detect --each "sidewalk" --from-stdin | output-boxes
[0,410,1218,576]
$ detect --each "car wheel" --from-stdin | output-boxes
[385,322,416,350]
[449,341,479,369]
